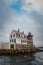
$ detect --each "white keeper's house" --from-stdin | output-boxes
[1,29,35,50]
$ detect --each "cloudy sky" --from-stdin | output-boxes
[0,0,43,47]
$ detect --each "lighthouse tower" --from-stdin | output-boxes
[27,32,33,46]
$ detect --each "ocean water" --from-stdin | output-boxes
[0,52,43,65]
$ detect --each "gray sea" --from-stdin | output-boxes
[0,48,43,65]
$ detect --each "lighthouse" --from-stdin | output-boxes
[27,32,33,46]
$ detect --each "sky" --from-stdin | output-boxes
[0,0,43,47]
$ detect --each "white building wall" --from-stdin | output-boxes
[10,42,14,44]
[16,38,21,44]
[1,43,10,49]
[16,37,27,44]
[0,44,1,49]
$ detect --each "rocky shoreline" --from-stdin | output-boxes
[0,48,43,55]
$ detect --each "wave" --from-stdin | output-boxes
[35,52,43,62]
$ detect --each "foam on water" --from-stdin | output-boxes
[35,52,43,62]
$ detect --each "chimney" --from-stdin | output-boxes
[18,29,20,32]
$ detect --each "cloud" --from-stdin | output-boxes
[22,0,43,13]
[0,0,17,31]
[30,11,43,47]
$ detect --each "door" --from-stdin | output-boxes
[10,44,14,49]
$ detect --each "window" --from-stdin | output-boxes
[19,34,20,37]
[10,40,11,42]
[21,40,24,43]
[13,34,15,37]
[21,40,23,43]
[21,35,23,37]
[12,39,13,42]
[21,40,26,43]
[21,35,24,38]
[24,35,26,38]
[16,33,18,37]
[23,35,24,38]
[25,40,26,43]
[14,39,16,43]
[11,35,12,38]
[10,44,14,48]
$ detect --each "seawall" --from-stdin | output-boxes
[0,48,43,55]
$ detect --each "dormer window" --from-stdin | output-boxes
[19,34,20,37]
[13,34,15,37]
[16,33,18,37]
[24,35,25,38]
[23,35,24,38]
